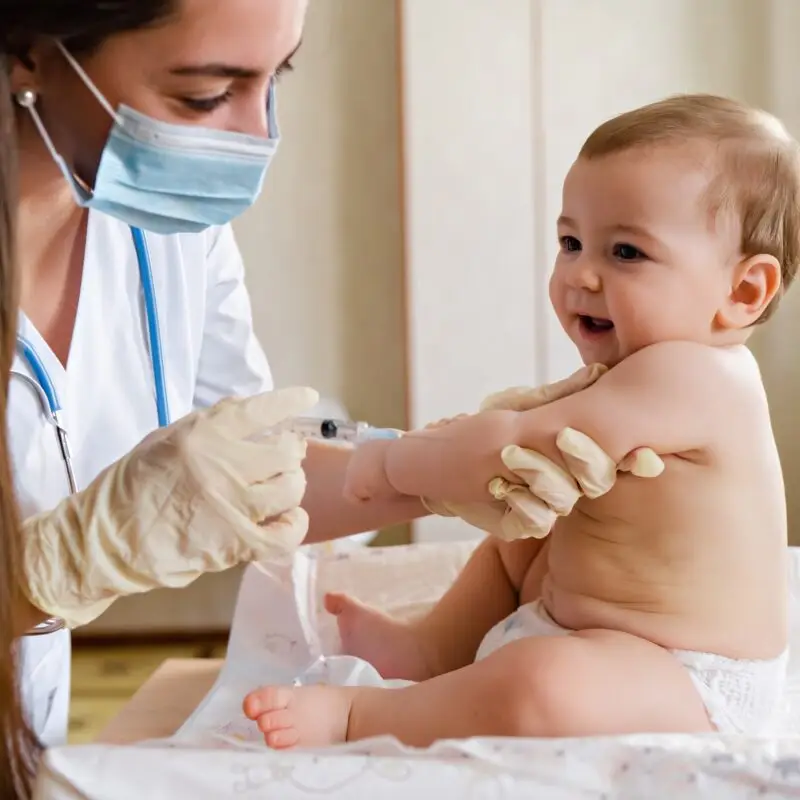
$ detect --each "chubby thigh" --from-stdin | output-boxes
[339,625,716,745]
[484,628,713,736]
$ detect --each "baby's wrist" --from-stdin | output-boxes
[372,439,403,500]
[345,439,403,503]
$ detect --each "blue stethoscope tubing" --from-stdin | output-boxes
[15,226,170,636]
[15,224,171,479]
[129,226,170,429]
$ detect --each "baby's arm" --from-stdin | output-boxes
[383,341,722,503]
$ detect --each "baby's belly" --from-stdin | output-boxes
[534,497,787,659]
[540,546,692,648]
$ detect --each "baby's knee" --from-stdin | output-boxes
[492,639,591,737]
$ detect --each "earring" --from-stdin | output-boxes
[14,89,38,108]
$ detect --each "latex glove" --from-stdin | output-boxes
[478,363,608,413]
[22,387,319,628]
[421,363,608,436]
[422,366,665,540]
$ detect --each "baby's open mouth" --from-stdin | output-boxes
[578,315,614,334]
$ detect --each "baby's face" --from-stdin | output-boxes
[549,144,739,367]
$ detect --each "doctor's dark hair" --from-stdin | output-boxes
[0,1,178,58]
[0,54,35,800]
[0,4,177,797]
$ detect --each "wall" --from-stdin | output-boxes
[235,0,406,429]
[82,0,406,635]
[402,0,773,542]
[750,0,800,545]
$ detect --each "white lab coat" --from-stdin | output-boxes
[8,210,272,746]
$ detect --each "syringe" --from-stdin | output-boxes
[262,417,403,444]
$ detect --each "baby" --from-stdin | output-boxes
[244,94,799,748]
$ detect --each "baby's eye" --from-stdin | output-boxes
[559,235,581,253]
[613,242,647,261]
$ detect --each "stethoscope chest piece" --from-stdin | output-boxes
[26,618,66,636]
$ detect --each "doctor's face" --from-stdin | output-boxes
[17,0,307,184]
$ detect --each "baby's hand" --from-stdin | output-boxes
[346,411,521,506]
[382,410,522,504]
[343,413,479,504]
[343,439,397,503]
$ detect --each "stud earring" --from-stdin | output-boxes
[14,89,38,108]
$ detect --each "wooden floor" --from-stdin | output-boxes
[69,641,227,744]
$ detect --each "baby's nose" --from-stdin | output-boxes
[566,262,602,292]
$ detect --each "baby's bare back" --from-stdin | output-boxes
[522,355,788,660]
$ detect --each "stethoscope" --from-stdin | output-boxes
[14,226,170,636]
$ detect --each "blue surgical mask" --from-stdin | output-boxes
[21,42,280,235]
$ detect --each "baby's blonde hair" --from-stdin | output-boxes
[580,94,800,322]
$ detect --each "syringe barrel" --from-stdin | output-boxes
[258,417,402,444]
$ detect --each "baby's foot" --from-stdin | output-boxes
[325,592,434,681]
[243,684,356,749]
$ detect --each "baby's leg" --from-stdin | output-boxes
[244,627,711,749]
[325,593,430,680]
[328,536,534,679]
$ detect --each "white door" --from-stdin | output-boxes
[401,0,771,542]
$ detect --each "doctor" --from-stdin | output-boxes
[1,1,651,792]
[6,0,447,752]
[6,0,433,754]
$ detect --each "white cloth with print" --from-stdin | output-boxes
[34,542,800,799]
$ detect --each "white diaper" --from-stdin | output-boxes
[475,599,788,735]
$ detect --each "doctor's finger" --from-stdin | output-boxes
[207,387,320,439]
[479,364,607,413]
[618,447,665,478]
[499,492,558,541]
[244,468,308,524]
[532,363,608,406]
[216,431,308,484]
[499,445,582,515]
[251,507,311,558]
[555,427,616,499]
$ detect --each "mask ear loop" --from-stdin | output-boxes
[266,79,279,140]
[13,41,123,201]
[12,88,92,197]
[54,40,121,124]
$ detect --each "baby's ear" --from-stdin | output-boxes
[715,253,781,329]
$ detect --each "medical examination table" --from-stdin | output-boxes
[35,541,800,799]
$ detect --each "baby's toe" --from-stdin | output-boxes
[257,707,295,732]
[264,724,300,750]
[243,685,291,719]
[324,592,353,615]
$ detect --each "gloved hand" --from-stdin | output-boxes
[22,387,319,628]
[422,365,665,541]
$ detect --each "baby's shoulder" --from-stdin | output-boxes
[610,341,765,407]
